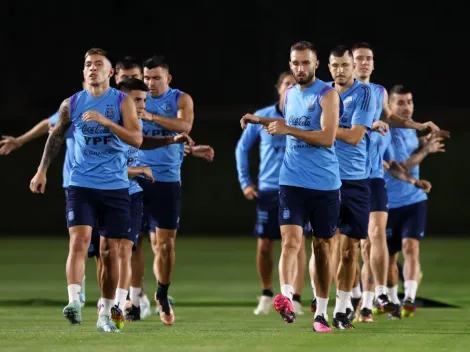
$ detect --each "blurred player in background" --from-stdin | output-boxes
[236,71,307,316]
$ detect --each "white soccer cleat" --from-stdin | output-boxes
[96,315,120,333]
[293,300,305,315]
[140,294,151,320]
[254,295,273,315]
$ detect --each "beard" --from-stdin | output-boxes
[294,71,315,85]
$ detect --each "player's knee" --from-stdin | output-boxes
[361,239,371,263]
[281,235,301,253]
[119,240,133,262]
[312,237,331,255]
[341,238,359,264]
[257,239,273,256]
[69,236,89,255]
[402,239,419,259]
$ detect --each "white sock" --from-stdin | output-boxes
[67,284,81,304]
[333,290,351,315]
[130,287,142,307]
[346,298,354,311]
[387,285,400,304]
[99,298,114,317]
[315,297,329,320]
[280,284,294,302]
[351,285,362,299]
[361,291,374,309]
[311,280,316,297]
[114,288,128,309]
[80,275,86,287]
[404,280,418,301]
[375,285,387,297]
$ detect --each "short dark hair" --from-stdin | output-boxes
[389,85,412,96]
[117,78,149,93]
[143,55,169,71]
[115,56,142,73]
[290,41,318,56]
[85,48,112,65]
[275,71,293,89]
[351,42,374,54]
[329,45,352,58]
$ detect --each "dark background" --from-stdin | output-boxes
[0,4,467,235]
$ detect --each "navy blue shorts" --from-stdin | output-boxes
[338,179,371,240]
[87,192,143,258]
[255,190,309,240]
[138,179,181,232]
[278,185,340,239]
[386,201,427,255]
[65,186,131,240]
[370,177,388,213]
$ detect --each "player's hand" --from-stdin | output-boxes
[415,179,432,193]
[190,145,215,162]
[141,167,155,182]
[423,136,445,154]
[371,120,389,136]
[30,169,47,194]
[0,136,21,155]
[267,118,289,135]
[141,111,154,122]
[418,121,440,132]
[173,132,195,146]
[240,114,260,129]
[82,111,108,126]
[183,143,191,157]
[243,185,258,200]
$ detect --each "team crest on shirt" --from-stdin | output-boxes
[282,208,290,220]
[105,105,115,118]
[307,97,316,112]
[163,103,173,113]
[343,96,353,109]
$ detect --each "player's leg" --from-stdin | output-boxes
[333,180,370,329]
[97,188,131,332]
[310,188,340,332]
[63,186,94,325]
[86,226,101,310]
[273,185,306,324]
[387,252,401,319]
[350,263,362,316]
[293,234,306,315]
[151,181,181,325]
[254,238,275,314]
[400,201,426,318]
[357,238,374,322]
[126,192,145,321]
[253,191,279,315]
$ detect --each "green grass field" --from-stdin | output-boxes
[0,236,469,351]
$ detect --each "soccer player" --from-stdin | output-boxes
[113,78,193,326]
[241,40,342,333]
[138,55,195,325]
[351,42,443,322]
[235,71,307,316]
[326,45,377,329]
[383,85,447,318]
[29,48,143,332]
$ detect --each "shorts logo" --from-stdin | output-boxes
[256,223,264,234]
[67,210,75,222]
[128,227,131,233]
[282,208,290,220]
[88,243,94,253]
[386,228,392,238]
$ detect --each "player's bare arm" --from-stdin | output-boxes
[128,166,155,182]
[143,93,194,134]
[82,96,142,148]
[0,118,51,155]
[38,99,71,173]
[29,99,71,194]
[267,90,339,147]
[383,160,432,193]
[140,132,194,150]
[335,124,368,146]
[240,114,281,129]
[381,90,439,132]
[400,136,445,171]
